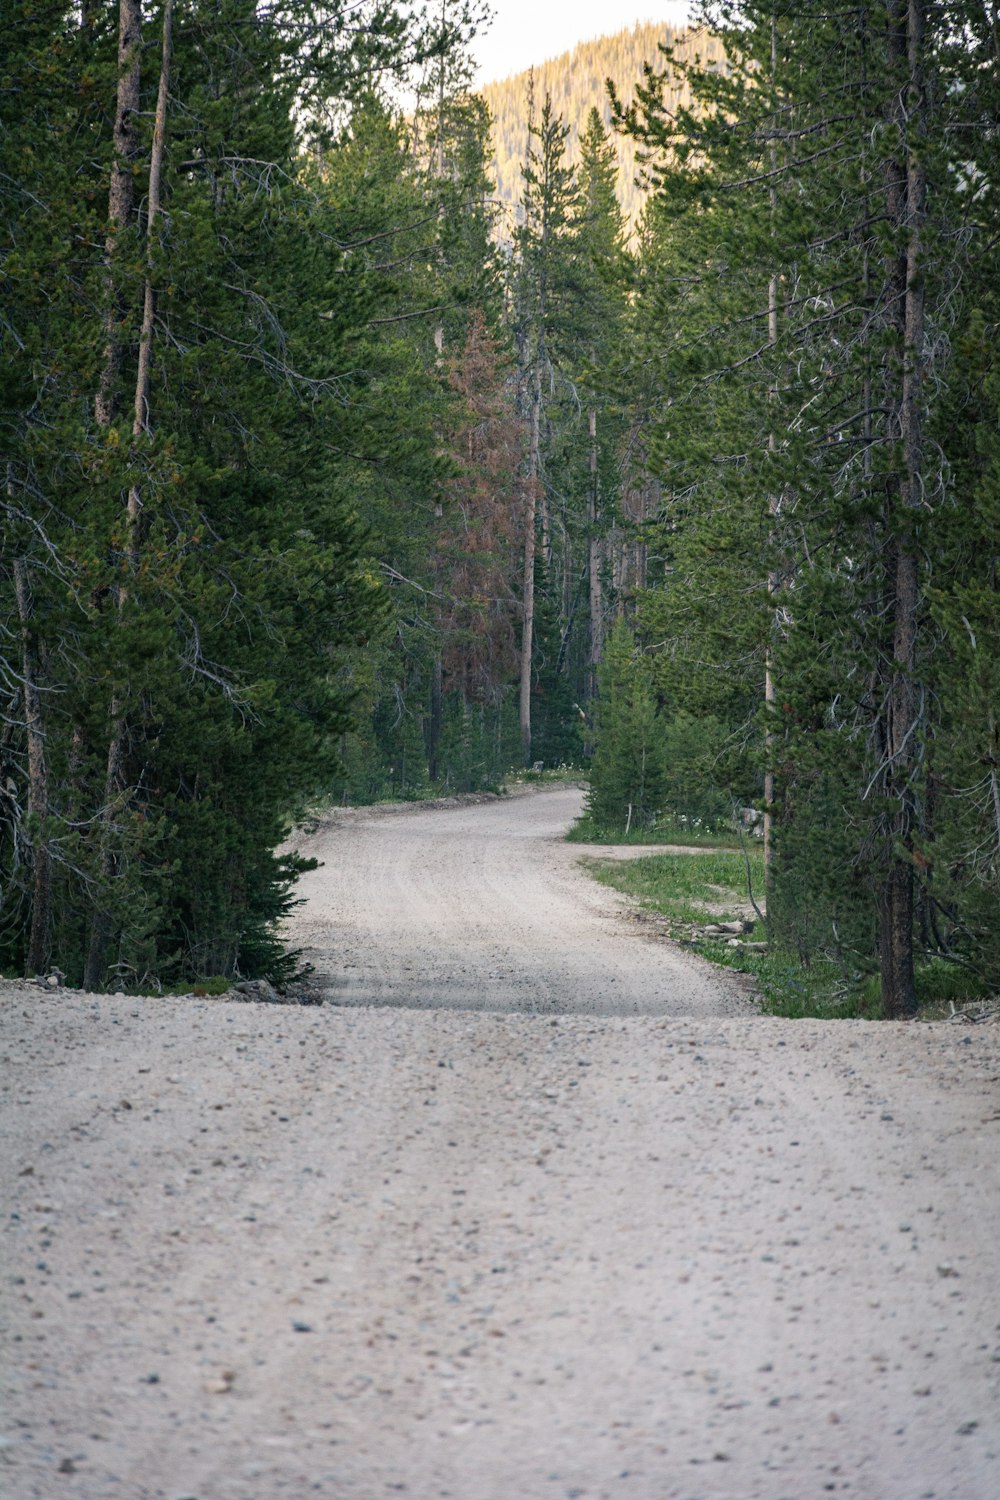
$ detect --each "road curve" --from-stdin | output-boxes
[287,785,751,1017]
[3,786,998,1500]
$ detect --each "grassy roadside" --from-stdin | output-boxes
[583,843,997,1020]
[582,845,872,1019]
[566,811,739,849]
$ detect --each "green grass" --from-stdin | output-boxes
[507,766,588,789]
[861,958,994,1018]
[587,847,994,1018]
[161,974,232,997]
[586,848,764,922]
[702,942,875,1018]
[567,811,741,848]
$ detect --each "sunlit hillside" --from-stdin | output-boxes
[479,21,726,231]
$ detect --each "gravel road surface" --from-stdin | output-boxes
[2,787,998,1500]
[288,786,748,1017]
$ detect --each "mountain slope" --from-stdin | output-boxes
[480,21,725,230]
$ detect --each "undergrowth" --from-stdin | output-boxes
[586,849,763,920]
[585,848,875,1018]
[507,766,587,789]
[585,849,994,1019]
[568,811,740,848]
[160,974,232,997]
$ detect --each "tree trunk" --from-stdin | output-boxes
[86,0,174,991]
[587,404,603,700]
[539,362,552,569]
[763,15,780,891]
[520,371,541,765]
[878,0,925,1020]
[427,656,443,782]
[13,560,51,975]
[95,0,142,428]
[763,260,780,888]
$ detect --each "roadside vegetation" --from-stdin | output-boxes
[585,843,995,1021]
[567,813,739,849]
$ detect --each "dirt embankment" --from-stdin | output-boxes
[2,788,998,1499]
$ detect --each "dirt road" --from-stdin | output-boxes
[2,788,999,1499]
[289,785,747,1016]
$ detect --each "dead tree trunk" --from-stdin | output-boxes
[427,656,444,782]
[95,0,142,428]
[763,13,780,893]
[85,0,174,991]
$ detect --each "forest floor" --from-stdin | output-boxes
[2,786,999,1499]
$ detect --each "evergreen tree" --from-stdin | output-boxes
[612,0,996,1009]
[587,623,668,833]
[0,0,481,986]
[569,108,633,696]
[512,89,583,764]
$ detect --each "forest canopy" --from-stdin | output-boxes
[2,1,997,1017]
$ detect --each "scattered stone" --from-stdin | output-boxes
[292,1319,313,1333]
[276,979,325,1006]
[233,979,281,1005]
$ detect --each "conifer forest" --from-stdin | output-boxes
[2,2,998,1015]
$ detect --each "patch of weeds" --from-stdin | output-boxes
[700,941,876,1018]
[587,849,764,923]
[508,765,587,789]
[856,958,994,1019]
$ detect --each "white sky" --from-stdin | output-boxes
[471,3,693,86]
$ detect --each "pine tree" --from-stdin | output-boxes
[587,623,668,833]
[613,0,984,1011]
[569,109,632,697]
[512,89,582,764]
[1,0,477,987]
